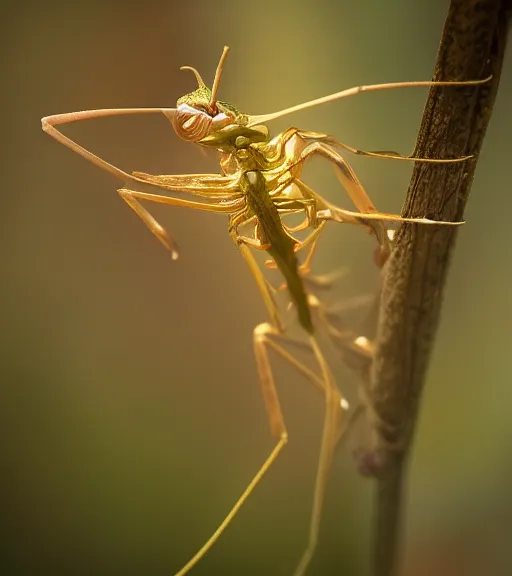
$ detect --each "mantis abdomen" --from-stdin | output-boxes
[241,170,313,334]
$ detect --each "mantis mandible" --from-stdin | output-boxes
[41,46,488,576]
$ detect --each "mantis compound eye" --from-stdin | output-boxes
[172,103,214,142]
[172,103,235,143]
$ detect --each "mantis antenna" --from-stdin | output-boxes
[210,46,230,108]
[248,76,491,125]
[179,67,206,87]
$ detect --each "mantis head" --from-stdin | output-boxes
[172,46,248,143]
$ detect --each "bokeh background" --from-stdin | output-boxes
[2,1,511,575]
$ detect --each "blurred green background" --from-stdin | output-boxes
[2,1,511,575]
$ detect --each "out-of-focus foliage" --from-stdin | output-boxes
[2,1,511,574]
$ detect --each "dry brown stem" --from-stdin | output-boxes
[367,1,510,575]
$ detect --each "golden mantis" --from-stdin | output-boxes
[41,46,488,576]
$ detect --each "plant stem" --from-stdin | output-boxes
[367,2,510,575]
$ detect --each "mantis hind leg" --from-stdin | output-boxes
[293,335,347,576]
[254,325,352,576]
[174,322,346,576]
[174,400,286,576]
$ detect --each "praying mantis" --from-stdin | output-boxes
[41,46,489,576]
